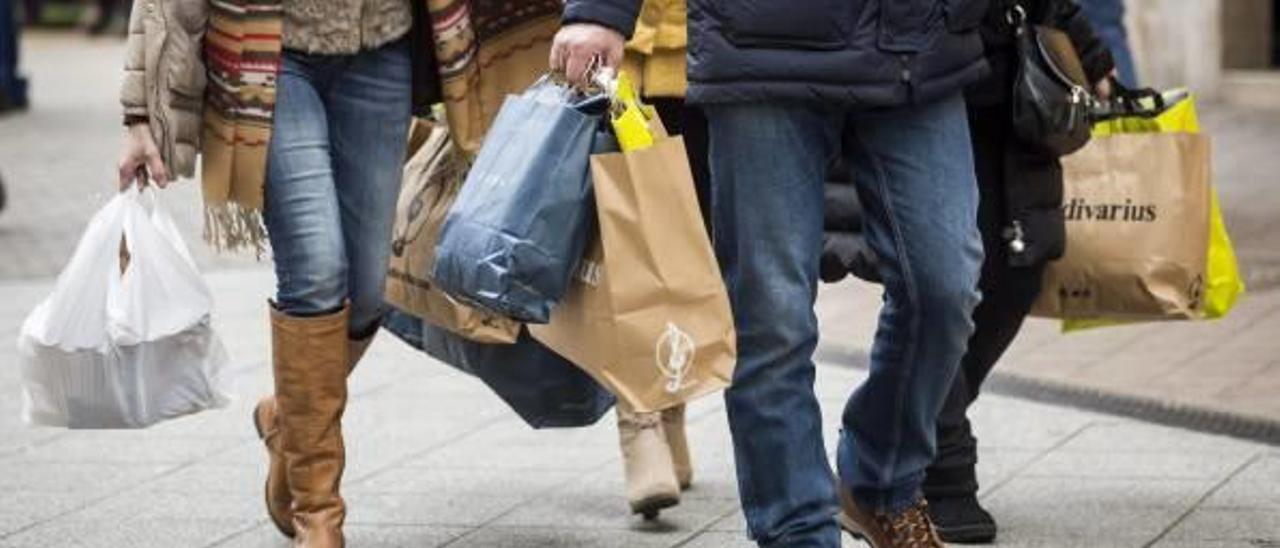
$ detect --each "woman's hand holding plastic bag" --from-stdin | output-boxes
[18,185,231,429]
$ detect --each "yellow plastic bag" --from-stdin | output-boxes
[1063,94,1244,331]
[608,71,664,152]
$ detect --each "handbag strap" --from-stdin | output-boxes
[1004,0,1030,35]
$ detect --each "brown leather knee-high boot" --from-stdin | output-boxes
[270,305,350,547]
[255,320,375,539]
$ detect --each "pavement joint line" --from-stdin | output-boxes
[202,521,269,548]
[434,452,625,547]
[667,505,745,548]
[0,430,70,460]
[0,436,250,542]
[1139,451,1265,548]
[975,420,1094,501]
[205,411,515,548]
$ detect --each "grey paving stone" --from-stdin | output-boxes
[349,466,580,497]
[675,530,871,548]
[492,472,739,532]
[1055,422,1265,455]
[404,427,619,473]
[0,461,176,493]
[443,526,678,548]
[0,491,83,537]
[344,492,523,527]
[983,477,1216,543]
[963,400,1099,451]
[8,432,243,465]
[1022,448,1257,480]
[1152,542,1278,548]
[674,531,758,548]
[145,464,263,495]
[974,448,1043,494]
[1201,453,1280,510]
[70,490,263,524]
[1160,507,1280,544]
[214,523,470,548]
[2,517,255,548]
[706,508,749,534]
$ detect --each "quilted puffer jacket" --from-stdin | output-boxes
[120,0,207,179]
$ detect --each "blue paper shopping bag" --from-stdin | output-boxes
[432,78,611,323]
[382,309,615,429]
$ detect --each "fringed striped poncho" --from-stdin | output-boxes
[197,0,562,252]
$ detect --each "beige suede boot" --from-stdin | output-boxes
[617,404,681,519]
[661,404,693,490]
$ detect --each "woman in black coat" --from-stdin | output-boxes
[823,0,1116,543]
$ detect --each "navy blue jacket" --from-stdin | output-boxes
[564,0,991,106]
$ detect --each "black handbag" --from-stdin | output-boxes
[1008,2,1094,157]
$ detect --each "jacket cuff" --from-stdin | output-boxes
[122,106,149,126]
[563,0,641,39]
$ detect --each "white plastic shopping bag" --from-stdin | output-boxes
[17,187,232,428]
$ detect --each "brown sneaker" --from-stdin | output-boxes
[838,487,946,548]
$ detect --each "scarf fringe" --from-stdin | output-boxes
[203,203,269,258]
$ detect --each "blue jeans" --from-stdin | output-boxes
[1076,0,1138,86]
[264,40,412,337]
[706,95,982,547]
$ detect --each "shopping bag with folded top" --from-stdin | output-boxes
[382,308,614,429]
[1045,90,1245,330]
[432,77,611,323]
[385,118,521,344]
[531,71,736,413]
[18,186,233,428]
[1033,89,1243,323]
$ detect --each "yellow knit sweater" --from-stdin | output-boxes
[623,0,688,98]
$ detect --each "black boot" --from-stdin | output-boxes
[926,495,997,544]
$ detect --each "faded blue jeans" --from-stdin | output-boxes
[706,94,982,547]
[264,39,412,337]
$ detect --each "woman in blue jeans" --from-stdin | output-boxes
[116,0,429,544]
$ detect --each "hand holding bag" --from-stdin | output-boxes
[432,77,610,323]
[18,187,232,428]
[530,73,736,413]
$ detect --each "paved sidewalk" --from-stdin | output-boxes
[2,268,1279,548]
[817,281,1280,439]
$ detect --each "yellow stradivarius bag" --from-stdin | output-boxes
[1056,93,1244,331]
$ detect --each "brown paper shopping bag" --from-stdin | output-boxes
[1032,131,1212,320]
[385,120,520,344]
[530,137,736,413]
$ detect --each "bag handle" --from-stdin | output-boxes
[1091,77,1167,121]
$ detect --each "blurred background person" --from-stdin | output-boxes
[922,0,1117,543]
[86,0,128,35]
[819,0,1119,542]
[0,0,29,113]
[1077,0,1138,85]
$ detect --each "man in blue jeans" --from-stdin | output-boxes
[553,1,987,547]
